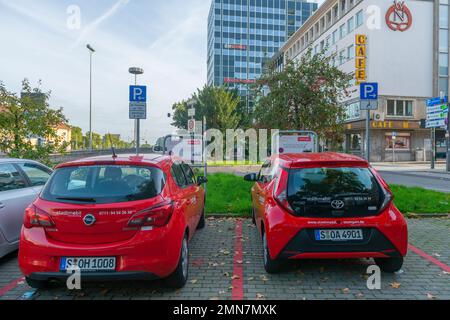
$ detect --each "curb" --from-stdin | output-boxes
[405,213,450,219]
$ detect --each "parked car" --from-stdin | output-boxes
[0,159,53,258]
[245,153,408,274]
[19,154,207,289]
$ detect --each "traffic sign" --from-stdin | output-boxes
[129,102,147,120]
[360,83,378,100]
[427,104,448,114]
[188,108,196,117]
[129,86,147,102]
[426,119,446,129]
[427,112,448,121]
[360,100,378,111]
[427,96,447,107]
[426,96,448,128]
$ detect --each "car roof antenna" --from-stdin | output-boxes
[108,134,118,159]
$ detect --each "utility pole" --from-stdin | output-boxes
[87,44,95,151]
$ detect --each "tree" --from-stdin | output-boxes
[103,133,132,149]
[0,79,68,164]
[84,132,103,149]
[171,85,242,132]
[71,126,84,150]
[254,47,354,146]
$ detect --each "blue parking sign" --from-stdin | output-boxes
[360,83,378,100]
[129,86,147,102]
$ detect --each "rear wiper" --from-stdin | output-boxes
[56,197,97,203]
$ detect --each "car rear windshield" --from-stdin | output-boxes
[41,165,166,204]
[287,167,383,217]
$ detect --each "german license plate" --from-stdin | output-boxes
[60,257,116,272]
[315,229,363,241]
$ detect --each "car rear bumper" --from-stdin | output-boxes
[19,221,185,279]
[27,271,159,282]
[263,205,409,260]
[277,228,402,260]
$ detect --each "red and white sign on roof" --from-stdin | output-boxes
[386,0,413,32]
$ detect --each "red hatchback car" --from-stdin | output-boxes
[19,154,207,289]
[245,153,408,274]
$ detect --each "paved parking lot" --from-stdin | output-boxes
[0,218,449,300]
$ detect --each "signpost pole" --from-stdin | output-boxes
[360,83,378,163]
[135,75,141,155]
[129,67,145,155]
[366,109,370,162]
[431,128,435,170]
[446,104,450,172]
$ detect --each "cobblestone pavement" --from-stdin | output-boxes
[0,218,448,300]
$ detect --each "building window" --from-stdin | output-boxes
[440,29,449,53]
[347,44,355,60]
[386,134,411,150]
[439,53,449,76]
[348,17,355,33]
[339,24,347,39]
[348,134,362,151]
[439,77,449,95]
[339,49,346,65]
[345,102,361,120]
[356,10,364,28]
[386,100,414,117]
[332,29,338,44]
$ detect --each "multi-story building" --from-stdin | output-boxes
[272,0,448,162]
[207,0,318,111]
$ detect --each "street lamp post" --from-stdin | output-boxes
[129,67,144,154]
[87,44,95,151]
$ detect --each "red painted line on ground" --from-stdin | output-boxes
[409,244,450,273]
[231,219,244,301]
[0,276,25,297]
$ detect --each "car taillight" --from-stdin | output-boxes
[273,168,294,215]
[24,205,55,229]
[379,187,394,212]
[127,201,174,228]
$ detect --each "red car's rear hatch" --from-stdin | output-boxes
[37,197,164,245]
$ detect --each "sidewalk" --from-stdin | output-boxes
[372,162,449,175]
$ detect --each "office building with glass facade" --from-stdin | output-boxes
[207,0,317,110]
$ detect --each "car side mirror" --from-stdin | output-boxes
[153,146,162,152]
[244,173,258,182]
[197,176,208,185]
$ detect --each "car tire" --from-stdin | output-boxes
[25,277,49,290]
[262,232,281,274]
[374,257,404,273]
[165,234,189,289]
[197,208,206,230]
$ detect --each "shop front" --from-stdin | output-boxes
[344,119,430,162]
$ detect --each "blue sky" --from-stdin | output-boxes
[0,0,321,143]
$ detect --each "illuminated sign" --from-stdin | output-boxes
[386,0,413,32]
[355,34,367,84]
[224,44,247,50]
[224,78,256,84]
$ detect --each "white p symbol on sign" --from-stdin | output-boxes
[133,88,143,100]
[361,83,378,100]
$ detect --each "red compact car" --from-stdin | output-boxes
[245,153,408,274]
[19,154,207,289]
